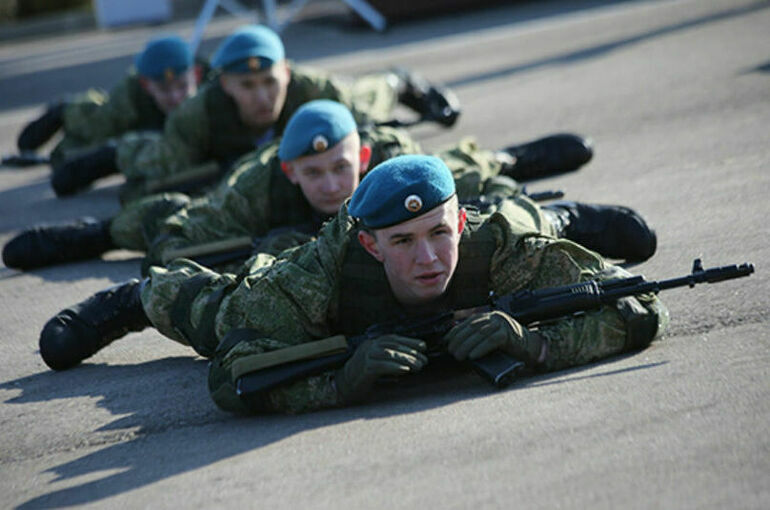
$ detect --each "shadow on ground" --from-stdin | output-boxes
[1,352,666,508]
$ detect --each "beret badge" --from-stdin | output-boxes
[248,56,261,71]
[164,68,175,82]
[312,134,329,152]
[404,194,423,213]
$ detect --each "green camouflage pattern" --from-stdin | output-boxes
[142,126,418,266]
[109,192,192,251]
[140,204,667,415]
[142,128,518,267]
[437,137,521,200]
[51,74,163,167]
[116,65,400,184]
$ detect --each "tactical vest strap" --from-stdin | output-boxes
[266,163,315,228]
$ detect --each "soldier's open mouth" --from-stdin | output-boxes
[416,271,443,284]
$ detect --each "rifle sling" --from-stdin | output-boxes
[230,335,349,382]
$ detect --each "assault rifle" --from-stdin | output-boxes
[161,222,319,268]
[234,258,755,398]
[1,152,50,168]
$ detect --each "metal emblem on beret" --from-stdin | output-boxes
[404,194,423,213]
[248,57,261,71]
[312,134,329,152]
[164,68,175,82]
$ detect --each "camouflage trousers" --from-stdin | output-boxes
[436,137,521,201]
[108,192,192,251]
[347,72,400,124]
[141,254,274,356]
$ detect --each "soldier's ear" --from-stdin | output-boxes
[218,74,232,94]
[359,145,372,175]
[358,230,384,262]
[278,60,291,81]
[281,162,298,184]
[457,207,467,235]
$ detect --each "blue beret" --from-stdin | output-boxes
[135,35,193,81]
[349,155,456,229]
[212,25,284,73]
[278,100,357,162]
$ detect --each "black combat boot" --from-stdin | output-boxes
[499,133,593,182]
[39,279,150,370]
[17,102,65,152]
[51,144,118,196]
[2,217,115,270]
[543,201,657,262]
[393,68,461,128]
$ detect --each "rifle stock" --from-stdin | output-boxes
[236,258,754,398]
[144,161,221,194]
[161,236,253,266]
[161,222,321,268]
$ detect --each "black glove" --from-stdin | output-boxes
[1,153,51,167]
[445,311,545,365]
[393,68,461,128]
[335,334,427,404]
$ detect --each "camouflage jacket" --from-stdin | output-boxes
[62,73,166,145]
[143,125,420,266]
[116,65,398,183]
[143,203,668,415]
[143,129,524,267]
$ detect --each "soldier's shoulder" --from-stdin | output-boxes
[165,84,210,125]
[227,145,279,188]
[109,72,137,93]
[100,73,139,108]
[288,62,330,81]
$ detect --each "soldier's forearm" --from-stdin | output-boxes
[535,295,662,372]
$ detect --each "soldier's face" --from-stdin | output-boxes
[283,133,371,215]
[358,198,467,305]
[220,61,291,130]
[142,69,197,114]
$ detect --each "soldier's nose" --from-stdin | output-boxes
[414,240,437,264]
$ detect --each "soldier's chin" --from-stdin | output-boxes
[314,199,343,215]
[247,112,278,129]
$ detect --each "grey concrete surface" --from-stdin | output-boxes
[0,0,768,508]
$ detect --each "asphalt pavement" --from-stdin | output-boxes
[0,0,768,508]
